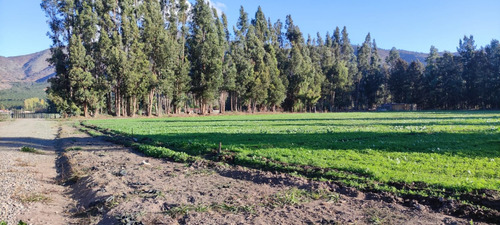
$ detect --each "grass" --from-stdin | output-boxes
[164,202,254,218]
[266,187,340,208]
[83,111,500,196]
[15,192,51,204]
[19,146,43,154]
[0,221,28,225]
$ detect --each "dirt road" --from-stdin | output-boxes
[0,119,76,224]
[0,119,481,224]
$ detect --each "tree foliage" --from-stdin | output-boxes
[41,2,500,116]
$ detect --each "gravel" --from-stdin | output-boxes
[0,119,58,224]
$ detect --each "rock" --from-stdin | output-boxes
[118,169,127,176]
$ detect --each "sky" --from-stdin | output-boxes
[0,0,499,57]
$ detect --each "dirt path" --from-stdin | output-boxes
[0,119,487,224]
[0,119,76,224]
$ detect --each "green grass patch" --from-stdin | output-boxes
[83,111,500,195]
[19,146,43,154]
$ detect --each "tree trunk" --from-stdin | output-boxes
[121,95,126,117]
[107,92,113,115]
[330,91,336,112]
[230,92,234,112]
[94,107,100,118]
[147,89,154,117]
[166,97,171,115]
[84,102,88,118]
[115,87,121,117]
[156,93,162,117]
[219,91,228,114]
[201,102,206,115]
[133,96,137,117]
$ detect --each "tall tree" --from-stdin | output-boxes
[41,0,73,115]
[363,39,384,109]
[171,0,192,114]
[284,15,323,112]
[188,0,224,114]
[251,6,268,42]
[246,25,269,112]
[457,35,478,108]
[423,45,440,109]
[406,60,425,104]
[68,35,96,117]
[339,26,357,108]
[388,58,408,103]
[265,43,286,111]
[386,47,400,70]
[438,52,464,109]
[485,40,500,108]
[355,33,372,109]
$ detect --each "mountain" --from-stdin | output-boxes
[0,49,55,90]
[353,45,429,65]
[377,48,429,64]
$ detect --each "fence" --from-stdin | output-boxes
[8,112,61,119]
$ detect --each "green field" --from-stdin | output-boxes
[84,111,500,195]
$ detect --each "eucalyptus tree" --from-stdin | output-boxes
[188,0,224,114]
[171,0,192,114]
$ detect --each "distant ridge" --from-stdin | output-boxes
[0,49,54,90]
[352,45,429,65]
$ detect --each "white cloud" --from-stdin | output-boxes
[206,0,226,16]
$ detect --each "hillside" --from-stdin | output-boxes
[377,48,429,64]
[0,49,54,90]
[353,45,429,64]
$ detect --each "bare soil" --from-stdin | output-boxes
[0,119,77,224]
[0,119,491,224]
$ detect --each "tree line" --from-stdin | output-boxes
[41,0,500,117]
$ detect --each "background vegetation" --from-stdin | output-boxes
[0,82,47,110]
[41,0,500,117]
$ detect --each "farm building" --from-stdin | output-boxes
[377,103,417,111]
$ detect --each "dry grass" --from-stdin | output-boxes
[14,192,52,204]
[13,158,34,167]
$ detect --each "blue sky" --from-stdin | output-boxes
[0,0,499,57]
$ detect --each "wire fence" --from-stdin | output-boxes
[1,112,61,119]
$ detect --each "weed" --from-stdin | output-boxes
[165,205,197,218]
[0,221,28,225]
[16,193,51,203]
[65,147,83,151]
[266,188,340,208]
[165,202,254,218]
[19,146,42,154]
[365,208,386,225]
[185,169,215,177]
